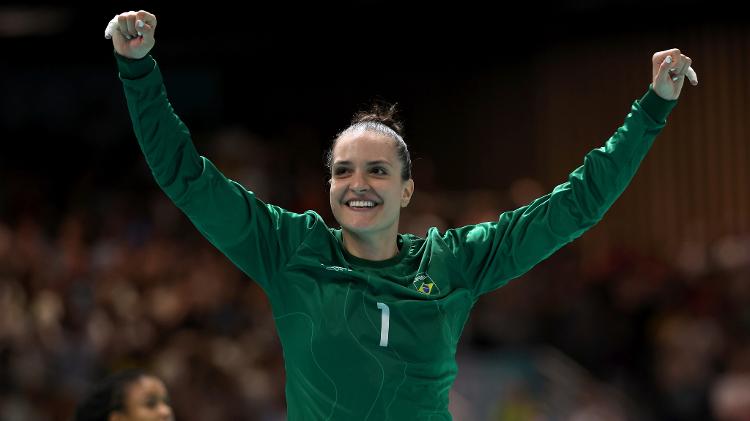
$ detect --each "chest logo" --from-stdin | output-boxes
[413,273,440,296]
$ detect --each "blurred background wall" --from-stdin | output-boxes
[1,2,748,420]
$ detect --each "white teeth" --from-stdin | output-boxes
[348,200,375,208]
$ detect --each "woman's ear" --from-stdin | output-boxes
[401,179,414,207]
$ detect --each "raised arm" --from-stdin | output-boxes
[445,49,698,298]
[106,11,316,291]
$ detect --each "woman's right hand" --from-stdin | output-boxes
[106,10,157,60]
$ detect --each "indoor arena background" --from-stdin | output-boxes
[1,2,748,420]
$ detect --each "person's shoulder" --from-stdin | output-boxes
[299,208,325,220]
[264,206,331,236]
[410,226,459,244]
[296,208,330,229]
[404,227,444,251]
[405,227,470,261]
[430,222,498,247]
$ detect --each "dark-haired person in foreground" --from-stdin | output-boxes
[105,10,698,420]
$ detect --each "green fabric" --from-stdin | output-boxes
[117,52,675,420]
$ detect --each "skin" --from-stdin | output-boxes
[651,48,698,100]
[329,129,414,261]
[107,10,698,259]
[110,376,174,421]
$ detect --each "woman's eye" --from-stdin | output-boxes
[334,168,350,176]
[371,167,386,175]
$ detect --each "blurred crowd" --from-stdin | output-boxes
[1,128,749,421]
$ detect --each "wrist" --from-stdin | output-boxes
[114,51,156,79]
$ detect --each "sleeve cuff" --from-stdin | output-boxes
[638,85,678,123]
[114,51,156,79]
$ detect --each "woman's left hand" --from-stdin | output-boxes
[652,48,698,100]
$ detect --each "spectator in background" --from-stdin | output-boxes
[74,368,173,421]
[711,373,750,421]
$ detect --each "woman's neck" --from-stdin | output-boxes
[341,230,400,261]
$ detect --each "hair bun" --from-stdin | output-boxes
[352,100,404,136]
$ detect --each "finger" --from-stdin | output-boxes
[652,49,681,83]
[655,53,674,84]
[134,19,154,39]
[125,13,137,37]
[670,54,692,82]
[116,14,132,40]
[677,55,697,87]
[135,10,156,38]
[686,66,699,86]
[653,49,679,63]
[676,54,692,74]
[135,10,157,30]
[671,58,688,82]
[653,48,681,69]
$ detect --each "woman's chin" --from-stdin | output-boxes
[341,221,377,233]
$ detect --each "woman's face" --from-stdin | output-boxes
[329,129,413,237]
[111,376,173,421]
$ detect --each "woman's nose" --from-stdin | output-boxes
[350,172,370,192]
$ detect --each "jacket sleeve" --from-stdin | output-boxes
[116,53,316,292]
[442,87,677,298]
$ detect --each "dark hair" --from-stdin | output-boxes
[74,369,149,421]
[327,101,412,181]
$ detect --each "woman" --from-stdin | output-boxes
[74,369,173,421]
[105,10,697,420]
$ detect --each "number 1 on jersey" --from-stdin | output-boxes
[376,302,390,347]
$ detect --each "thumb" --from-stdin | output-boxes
[654,55,673,85]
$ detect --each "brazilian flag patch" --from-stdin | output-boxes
[419,282,435,294]
[413,273,440,296]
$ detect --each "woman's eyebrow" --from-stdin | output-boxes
[366,160,392,167]
[332,160,392,167]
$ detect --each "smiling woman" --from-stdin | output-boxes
[327,107,415,261]
[106,9,697,421]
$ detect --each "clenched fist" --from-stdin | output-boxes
[652,48,698,100]
[105,10,157,60]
